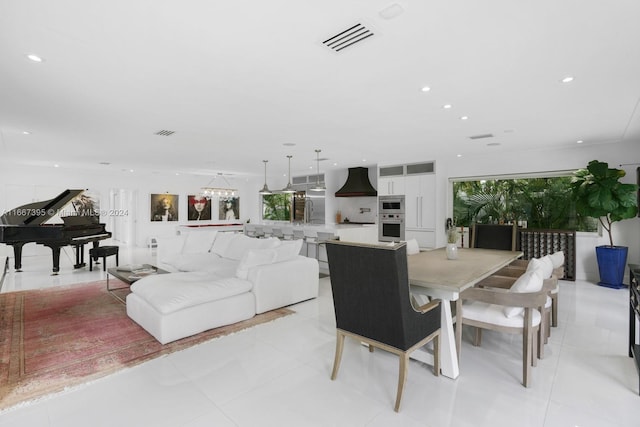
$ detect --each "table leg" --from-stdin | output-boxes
[410,291,459,379]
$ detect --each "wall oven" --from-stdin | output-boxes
[379,195,405,242]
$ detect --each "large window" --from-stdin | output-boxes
[261,193,292,221]
[452,174,598,232]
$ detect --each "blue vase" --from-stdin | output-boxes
[595,245,628,289]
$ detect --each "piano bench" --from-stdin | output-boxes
[89,245,119,272]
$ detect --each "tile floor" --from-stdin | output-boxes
[0,244,639,426]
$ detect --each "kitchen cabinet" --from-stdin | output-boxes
[378,165,405,196]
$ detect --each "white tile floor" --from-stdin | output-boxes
[1,244,639,426]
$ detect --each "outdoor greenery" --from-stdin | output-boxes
[453,176,598,232]
[262,193,292,221]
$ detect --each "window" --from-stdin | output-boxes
[452,173,597,232]
[261,193,292,221]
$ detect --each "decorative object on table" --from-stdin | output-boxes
[570,160,638,288]
[336,210,342,223]
[150,193,179,221]
[446,221,459,260]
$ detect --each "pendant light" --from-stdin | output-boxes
[310,149,326,191]
[258,160,272,195]
[282,155,296,193]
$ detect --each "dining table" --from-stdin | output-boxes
[407,247,523,379]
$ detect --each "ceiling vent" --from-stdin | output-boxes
[469,133,494,140]
[154,130,175,136]
[323,23,374,52]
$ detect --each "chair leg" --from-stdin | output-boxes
[532,325,538,367]
[473,328,482,346]
[433,333,440,376]
[551,293,558,327]
[331,331,346,380]
[395,353,409,412]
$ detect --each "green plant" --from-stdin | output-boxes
[570,160,638,246]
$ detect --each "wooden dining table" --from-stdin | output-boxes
[407,247,523,379]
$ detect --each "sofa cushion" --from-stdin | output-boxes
[130,272,253,315]
[236,248,277,279]
[181,231,218,254]
[210,232,237,257]
[224,235,280,261]
[273,239,303,263]
[503,269,544,318]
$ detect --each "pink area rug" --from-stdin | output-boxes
[0,281,293,410]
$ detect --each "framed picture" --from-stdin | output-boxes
[219,197,239,220]
[150,193,179,221]
[187,194,212,221]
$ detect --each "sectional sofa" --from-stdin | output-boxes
[126,230,319,344]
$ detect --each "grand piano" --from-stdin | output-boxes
[0,189,112,273]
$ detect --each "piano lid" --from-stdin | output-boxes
[0,189,85,226]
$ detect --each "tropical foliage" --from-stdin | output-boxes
[570,160,638,246]
[453,176,598,232]
[262,193,292,221]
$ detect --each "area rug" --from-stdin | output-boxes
[0,280,293,411]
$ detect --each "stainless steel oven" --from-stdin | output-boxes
[379,195,405,242]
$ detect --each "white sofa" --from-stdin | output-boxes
[126,230,319,344]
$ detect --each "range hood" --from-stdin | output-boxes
[335,167,378,197]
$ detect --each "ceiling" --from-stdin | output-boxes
[1,1,639,180]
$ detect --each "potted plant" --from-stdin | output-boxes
[570,160,638,288]
[446,224,460,260]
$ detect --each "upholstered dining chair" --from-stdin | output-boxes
[460,269,548,387]
[325,240,441,412]
[471,223,518,251]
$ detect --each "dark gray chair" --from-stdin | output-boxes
[471,223,518,251]
[325,240,441,412]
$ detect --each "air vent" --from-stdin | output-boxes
[323,23,374,52]
[469,133,494,140]
[155,130,175,136]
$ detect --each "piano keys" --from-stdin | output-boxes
[0,189,112,273]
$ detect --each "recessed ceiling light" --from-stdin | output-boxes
[460,116,469,120]
[487,142,501,146]
[456,154,463,158]
[443,104,452,109]
[561,76,574,83]
[26,54,43,62]
[283,142,296,147]
[379,3,404,19]
[99,161,111,165]
[576,140,584,144]
[53,164,59,168]
[421,86,431,92]
[22,131,31,135]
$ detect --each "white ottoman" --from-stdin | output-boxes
[126,272,256,344]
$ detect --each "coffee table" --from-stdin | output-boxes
[107,264,169,303]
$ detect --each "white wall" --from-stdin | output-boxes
[1,139,638,282]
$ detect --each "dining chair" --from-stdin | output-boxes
[325,240,441,412]
[460,269,548,387]
[471,223,518,251]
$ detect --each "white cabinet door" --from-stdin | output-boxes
[405,174,435,229]
[406,229,435,248]
[378,177,405,196]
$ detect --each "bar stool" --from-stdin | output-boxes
[308,232,337,263]
[292,229,307,255]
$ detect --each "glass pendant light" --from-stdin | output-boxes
[258,160,272,195]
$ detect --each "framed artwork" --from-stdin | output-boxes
[187,194,212,221]
[71,190,100,222]
[219,197,239,220]
[150,193,179,221]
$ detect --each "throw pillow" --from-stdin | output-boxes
[405,238,420,255]
[503,269,544,318]
[526,256,553,279]
[549,251,565,269]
